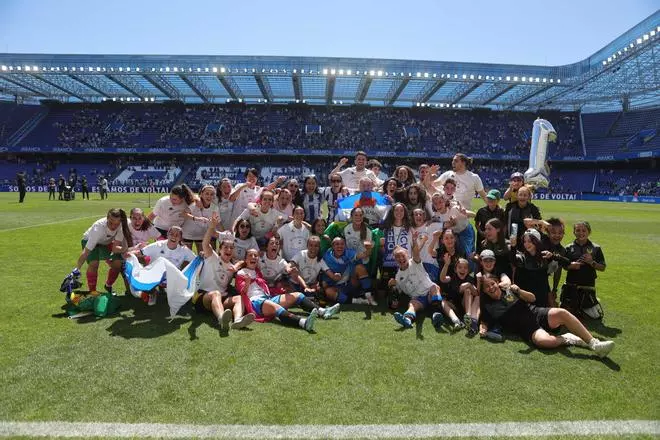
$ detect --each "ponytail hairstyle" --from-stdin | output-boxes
[129,207,153,231]
[454,153,473,169]
[171,184,195,205]
[108,208,133,248]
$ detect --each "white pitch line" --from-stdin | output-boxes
[0,215,100,233]
[0,420,658,438]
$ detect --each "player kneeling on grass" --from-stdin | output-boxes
[193,213,255,332]
[321,237,376,306]
[480,274,614,358]
[388,232,462,330]
[69,208,133,303]
[237,249,339,332]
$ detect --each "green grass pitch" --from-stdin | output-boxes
[0,192,658,437]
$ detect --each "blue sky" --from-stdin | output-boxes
[0,0,657,66]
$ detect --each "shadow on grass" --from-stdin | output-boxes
[583,319,623,339]
[518,342,622,370]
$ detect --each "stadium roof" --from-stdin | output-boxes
[0,12,658,112]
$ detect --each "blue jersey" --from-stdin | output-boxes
[323,248,358,284]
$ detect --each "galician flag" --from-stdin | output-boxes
[337,191,391,226]
[123,254,204,317]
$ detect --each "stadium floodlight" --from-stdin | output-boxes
[323,68,328,75]
[462,74,466,79]
[220,67,226,73]
[196,67,201,72]
[542,78,547,82]
[433,73,437,78]
[24,66,30,71]
[457,104,462,108]
[301,69,305,74]
[370,70,376,76]
[338,69,344,75]
[477,75,482,80]
[33,65,38,71]
[549,79,554,83]
[127,67,132,72]
[453,74,458,79]
[377,70,383,76]
[416,72,421,77]
[623,47,627,52]
[423,72,428,78]
[331,69,336,75]
[1,65,7,71]
[643,34,649,41]
[506,76,511,81]
[469,74,474,80]
[347,69,352,75]
[636,38,642,44]
[339,100,343,104]
[521,77,526,82]
[513,76,519,81]
[557,79,561,83]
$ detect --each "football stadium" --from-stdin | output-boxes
[0,5,659,440]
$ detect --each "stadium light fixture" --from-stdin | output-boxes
[416,72,421,77]
[549,79,554,83]
[338,69,344,75]
[506,76,511,81]
[323,68,328,75]
[423,72,428,78]
[521,77,526,82]
[331,69,336,75]
[172,67,178,72]
[643,34,649,41]
[477,75,482,80]
[513,76,519,81]
[377,70,383,76]
[370,70,376,76]
[433,73,437,78]
[453,74,458,79]
[24,66,30,71]
[33,65,38,71]
[636,38,642,44]
[557,79,561,83]
[347,69,352,75]
[462,74,466,79]
[469,74,474,80]
[1,65,6,71]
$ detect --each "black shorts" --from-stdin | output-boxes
[500,301,542,342]
[529,305,551,332]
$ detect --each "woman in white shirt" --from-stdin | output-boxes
[148,184,195,236]
[182,185,219,252]
[72,208,132,296]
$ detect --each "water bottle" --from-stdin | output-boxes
[510,223,518,240]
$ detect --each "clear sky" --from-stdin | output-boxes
[0,0,657,66]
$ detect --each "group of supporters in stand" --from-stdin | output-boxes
[67,151,614,358]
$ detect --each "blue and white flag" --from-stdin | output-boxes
[337,191,391,226]
[124,254,204,317]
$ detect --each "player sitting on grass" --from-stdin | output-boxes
[193,213,255,333]
[388,232,462,330]
[439,256,479,335]
[130,225,196,305]
[321,237,376,306]
[480,273,614,358]
[237,249,340,332]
